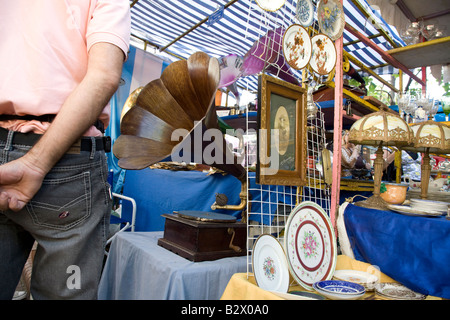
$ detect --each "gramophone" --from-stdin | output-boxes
[113,52,248,261]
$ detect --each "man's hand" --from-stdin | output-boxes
[0,155,46,212]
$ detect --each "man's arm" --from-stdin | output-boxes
[0,42,125,211]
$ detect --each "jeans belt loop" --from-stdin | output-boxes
[5,130,14,151]
[89,137,96,160]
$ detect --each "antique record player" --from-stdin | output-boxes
[158,210,246,262]
[113,52,248,262]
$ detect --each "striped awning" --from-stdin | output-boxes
[129,0,406,92]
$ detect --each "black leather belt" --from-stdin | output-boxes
[0,114,105,133]
[0,127,111,153]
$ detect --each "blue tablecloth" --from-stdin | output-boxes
[121,169,243,231]
[98,232,247,300]
[344,203,450,299]
[120,169,306,230]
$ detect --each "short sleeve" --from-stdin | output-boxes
[86,0,131,60]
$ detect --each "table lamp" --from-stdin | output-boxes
[348,107,413,210]
[403,120,450,199]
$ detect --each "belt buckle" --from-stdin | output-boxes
[103,136,111,153]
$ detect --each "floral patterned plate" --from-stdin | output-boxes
[282,24,312,70]
[309,34,336,75]
[375,283,426,300]
[284,201,337,291]
[317,0,345,41]
[295,0,315,27]
[252,234,290,293]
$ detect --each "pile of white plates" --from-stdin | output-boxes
[313,280,365,300]
[410,199,449,214]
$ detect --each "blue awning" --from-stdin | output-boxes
[129,0,406,92]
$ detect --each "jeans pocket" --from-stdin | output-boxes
[27,171,91,230]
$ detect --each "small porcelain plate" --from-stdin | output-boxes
[309,34,336,75]
[313,280,365,300]
[252,234,290,293]
[375,283,426,300]
[295,0,315,27]
[282,24,312,70]
[255,0,285,12]
[317,0,345,41]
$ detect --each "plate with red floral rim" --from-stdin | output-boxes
[282,24,312,70]
[309,34,336,75]
[284,201,337,291]
[252,234,290,293]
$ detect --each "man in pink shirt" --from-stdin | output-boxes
[0,1,130,299]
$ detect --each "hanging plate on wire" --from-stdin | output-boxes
[296,0,315,27]
[283,24,312,70]
[317,0,345,41]
[255,0,286,12]
[309,34,337,75]
[284,201,337,291]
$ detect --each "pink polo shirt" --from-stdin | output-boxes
[0,0,130,136]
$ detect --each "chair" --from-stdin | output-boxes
[105,192,137,251]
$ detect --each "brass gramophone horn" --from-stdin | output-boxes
[113,52,247,215]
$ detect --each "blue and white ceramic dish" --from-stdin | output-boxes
[296,0,315,27]
[314,280,365,294]
[313,280,365,300]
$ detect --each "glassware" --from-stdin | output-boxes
[442,96,450,121]
[397,94,410,120]
[429,99,439,120]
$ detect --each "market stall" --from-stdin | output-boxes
[98,0,450,301]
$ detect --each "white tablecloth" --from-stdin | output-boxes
[98,231,247,300]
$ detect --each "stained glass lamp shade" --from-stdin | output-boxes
[348,108,413,209]
[403,120,450,199]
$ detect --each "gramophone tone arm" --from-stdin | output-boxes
[210,180,247,211]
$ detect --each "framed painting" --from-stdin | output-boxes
[256,74,307,186]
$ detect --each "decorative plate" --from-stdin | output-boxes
[387,204,444,217]
[252,234,290,293]
[282,24,312,70]
[317,0,345,41]
[284,201,337,290]
[314,280,365,295]
[255,0,285,12]
[375,283,426,300]
[313,280,365,300]
[295,0,315,27]
[309,34,336,75]
[333,270,378,291]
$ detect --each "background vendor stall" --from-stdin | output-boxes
[98,0,450,301]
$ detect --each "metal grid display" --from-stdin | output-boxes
[240,0,332,277]
[244,107,331,276]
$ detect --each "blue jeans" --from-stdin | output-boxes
[0,132,112,299]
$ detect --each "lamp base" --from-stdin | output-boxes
[354,194,389,211]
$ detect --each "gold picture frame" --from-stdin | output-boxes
[256,74,307,186]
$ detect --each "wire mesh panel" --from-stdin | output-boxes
[245,107,331,276]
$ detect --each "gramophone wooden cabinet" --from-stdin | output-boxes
[158,213,247,262]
